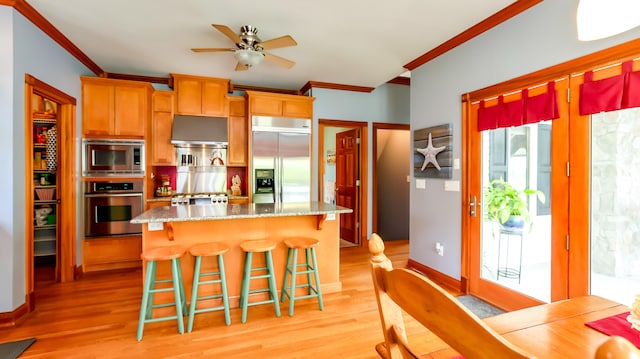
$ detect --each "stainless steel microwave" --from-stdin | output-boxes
[82,139,145,177]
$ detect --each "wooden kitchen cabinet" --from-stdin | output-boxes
[246,90,314,118]
[227,96,247,167]
[82,235,142,272]
[151,91,175,165]
[172,74,230,117]
[81,76,152,138]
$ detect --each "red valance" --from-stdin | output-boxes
[477,81,559,132]
[478,98,500,131]
[524,82,559,124]
[579,61,640,115]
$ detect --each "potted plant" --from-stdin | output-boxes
[484,178,546,231]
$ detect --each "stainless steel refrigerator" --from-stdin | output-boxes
[251,116,311,204]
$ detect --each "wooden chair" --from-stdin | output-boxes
[369,233,536,359]
[595,336,640,359]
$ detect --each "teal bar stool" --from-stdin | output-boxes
[137,245,187,341]
[187,242,231,332]
[280,237,324,316]
[239,239,281,323]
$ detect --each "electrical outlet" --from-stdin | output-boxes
[416,178,426,189]
[435,242,444,256]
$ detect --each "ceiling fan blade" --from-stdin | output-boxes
[259,35,297,50]
[212,24,242,44]
[264,52,295,69]
[235,62,249,71]
[191,48,234,53]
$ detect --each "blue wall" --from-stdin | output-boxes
[311,83,410,236]
[1,6,90,312]
[409,0,640,279]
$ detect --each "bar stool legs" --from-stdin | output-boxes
[187,243,231,332]
[281,238,324,316]
[137,245,187,341]
[239,240,281,323]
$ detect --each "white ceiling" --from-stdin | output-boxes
[27,0,515,91]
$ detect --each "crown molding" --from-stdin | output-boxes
[404,0,543,71]
[10,0,104,76]
[231,83,300,95]
[300,81,375,95]
[387,77,410,86]
[105,72,170,86]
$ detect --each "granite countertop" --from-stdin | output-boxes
[131,201,352,224]
[146,195,249,203]
[146,197,171,203]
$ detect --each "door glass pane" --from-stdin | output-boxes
[481,122,552,302]
[590,108,640,305]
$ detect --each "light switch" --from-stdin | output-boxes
[453,158,460,170]
[444,180,460,192]
[416,179,426,189]
[148,222,163,231]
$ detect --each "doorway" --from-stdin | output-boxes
[24,74,77,312]
[318,119,368,246]
[373,123,410,240]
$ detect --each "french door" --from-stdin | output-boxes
[465,58,640,310]
[466,78,570,310]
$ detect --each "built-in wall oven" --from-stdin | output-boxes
[84,180,144,238]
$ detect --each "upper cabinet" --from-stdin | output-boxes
[151,91,175,166]
[227,96,247,167]
[81,76,152,138]
[172,74,230,117]
[246,90,314,119]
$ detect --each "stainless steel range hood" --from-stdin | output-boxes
[171,115,228,146]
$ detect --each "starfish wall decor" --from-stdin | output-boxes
[413,123,452,179]
[417,132,446,171]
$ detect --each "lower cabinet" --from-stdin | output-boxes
[82,235,142,272]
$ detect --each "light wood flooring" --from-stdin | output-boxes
[1,240,415,359]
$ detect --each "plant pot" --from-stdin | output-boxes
[500,215,525,230]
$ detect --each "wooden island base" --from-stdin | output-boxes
[143,213,342,310]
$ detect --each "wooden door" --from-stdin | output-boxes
[336,128,359,243]
[465,79,571,310]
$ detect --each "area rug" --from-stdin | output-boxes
[456,295,504,319]
[0,338,36,359]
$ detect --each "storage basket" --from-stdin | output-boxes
[35,188,55,201]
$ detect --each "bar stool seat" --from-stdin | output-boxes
[137,245,187,341]
[280,237,324,316]
[187,242,231,332]
[239,239,281,323]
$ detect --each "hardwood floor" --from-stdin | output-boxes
[0,240,412,358]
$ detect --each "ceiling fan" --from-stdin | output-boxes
[192,24,297,71]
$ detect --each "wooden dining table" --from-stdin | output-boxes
[405,295,631,358]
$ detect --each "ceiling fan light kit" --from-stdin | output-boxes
[234,48,265,68]
[192,24,297,71]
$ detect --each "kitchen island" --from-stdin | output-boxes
[131,202,352,310]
